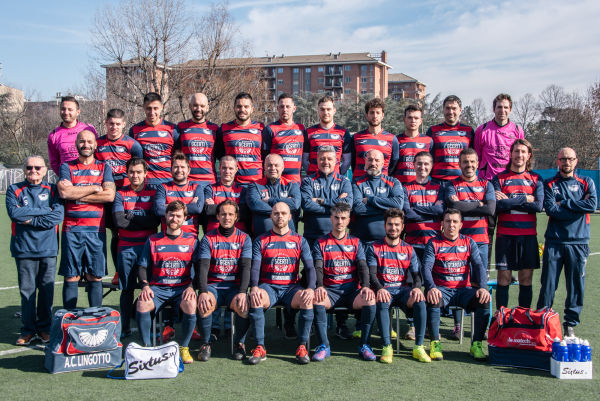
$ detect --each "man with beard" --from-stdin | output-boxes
[58,130,115,308]
[537,147,597,336]
[351,149,403,244]
[215,92,264,185]
[177,93,219,184]
[135,201,199,364]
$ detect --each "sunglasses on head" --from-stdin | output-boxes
[26,166,43,171]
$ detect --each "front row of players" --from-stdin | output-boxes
[132,193,490,365]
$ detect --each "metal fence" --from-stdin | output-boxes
[0,169,58,193]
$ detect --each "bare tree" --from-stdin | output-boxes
[420,92,443,131]
[513,93,539,135]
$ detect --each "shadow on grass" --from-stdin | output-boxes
[0,353,46,373]
[491,365,550,377]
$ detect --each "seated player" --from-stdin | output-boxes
[248,202,315,365]
[367,208,430,363]
[196,200,252,361]
[311,203,376,362]
[422,208,491,361]
[135,201,198,364]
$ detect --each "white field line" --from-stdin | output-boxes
[0,344,44,357]
[0,276,112,291]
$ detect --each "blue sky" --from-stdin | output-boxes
[1,0,599,110]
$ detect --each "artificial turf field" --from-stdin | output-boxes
[0,196,598,400]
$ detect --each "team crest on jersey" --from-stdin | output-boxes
[184,191,194,197]
[285,241,296,249]
[456,246,467,253]
[157,131,168,137]
[249,129,259,134]
[416,142,426,149]
[425,190,437,195]
[395,253,408,261]
[38,193,49,201]
[376,187,387,194]
[331,183,340,191]
[363,188,372,195]
[261,190,268,198]
[291,129,302,136]
[90,170,101,176]
[378,140,388,147]
[280,191,288,198]
[342,245,355,252]
[569,185,579,192]
[115,146,126,152]
[178,245,190,252]
[330,134,340,140]
[141,196,151,202]
[230,243,240,250]
[231,192,240,198]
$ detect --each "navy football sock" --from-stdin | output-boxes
[199,313,213,343]
[180,312,197,347]
[413,301,426,346]
[518,285,533,309]
[63,281,79,309]
[137,311,152,346]
[297,308,314,345]
[313,305,329,347]
[249,307,265,346]
[87,280,103,307]
[473,305,490,342]
[428,306,441,341]
[496,284,510,309]
[233,314,249,344]
[360,304,376,346]
[376,302,391,346]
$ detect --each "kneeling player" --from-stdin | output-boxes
[312,203,376,361]
[248,202,315,365]
[196,200,252,361]
[135,201,198,364]
[422,208,491,361]
[367,208,430,363]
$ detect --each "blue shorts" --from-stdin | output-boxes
[151,285,186,312]
[260,283,303,310]
[379,286,414,316]
[207,282,240,308]
[326,282,360,308]
[495,235,540,271]
[117,245,144,291]
[438,286,478,312]
[59,232,107,278]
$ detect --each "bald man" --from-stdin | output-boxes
[177,93,219,184]
[537,147,597,336]
[246,154,301,237]
[351,149,404,244]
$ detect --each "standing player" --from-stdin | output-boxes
[351,98,399,180]
[262,93,305,183]
[247,202,315,365]
[129,92,180,187]
[303,95,351,176]
[422,209,491,361]
[246,154,301,236]
[48,96,97,175]
[58,130,115,308]
[351,149,404,244]
[112,158,160,337]
[154,151,205,235]
[446,149,496,271]
[301,145,353,248]
[492,139,542,309]
[426,95,474,181]
[203,155,248,233]
[135,201,198,364]
[176,93,219,184]
[394,105,433,184]
[311,202,376,362]
[402,151,444,340]
[537,148,597,336]
[6,156,64,345]
[196,200,252,361]
[367,208,431,363]
[215,92,264,185]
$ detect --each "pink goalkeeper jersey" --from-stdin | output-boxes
[47,121,97,174]
[473,119,524,180]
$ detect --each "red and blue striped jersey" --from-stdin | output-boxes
[139,232,198,287]
[312,233,364,286]
[203,182,246,232]
[95,134,143,189]
[154,181,204,234]
[446,177,494,244]
[176,119,218,184]
[427,234,473,288]
[304,124,351,175]
[129,120,180,185]
[199,228,252,285]
[262,121,305,183]
[351,129,399,180]
[493,170,541,236]
[367,239,419,288]
[394,133,433,183]
[403,178,443,246]
[426,123,474,180]
[253,230,309,286]
[59,159,114,232]
[217,121,264,185]
[113,185,157,247]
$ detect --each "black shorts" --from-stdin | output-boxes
[495,234,540,271]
